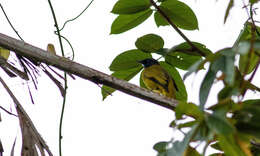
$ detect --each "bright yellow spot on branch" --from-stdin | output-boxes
[0,47,10,60]
[47,44,56,55]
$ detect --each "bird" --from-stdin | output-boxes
[138,58,178,99]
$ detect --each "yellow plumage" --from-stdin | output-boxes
[139,58,177,99]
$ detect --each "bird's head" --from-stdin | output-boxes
[138,58,159,68]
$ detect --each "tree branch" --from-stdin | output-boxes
[0,76,53,156]
[150,0,205,57]
[0,33,178,110]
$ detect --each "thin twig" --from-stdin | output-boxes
[241,6,257,98]
[149,0,205,57]
[0,105,17,117]
[242,59,260,96]
[0,76,53,156]
[47,1,68,156]
[59,0,94,32]
[248,60,260,83]
[0,3,23,41]
[60,35,75,60]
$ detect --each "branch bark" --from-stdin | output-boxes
[0,33,178,110]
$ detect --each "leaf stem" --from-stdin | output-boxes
[149,0,205,57]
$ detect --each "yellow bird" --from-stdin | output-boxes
[138,58,178,99]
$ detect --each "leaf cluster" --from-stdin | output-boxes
[103,0,260,155]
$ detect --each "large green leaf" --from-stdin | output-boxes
[110,9,153,34]
[135,34,164,53]
[109,49,152,71]
[218,134,247,156]
[233,22,260,47]
[154,0,198,30]
[233,99,260,139]
[239,49,260,75]
[199,69,216,109]
[101,67,142,99]
[219,48,236,85]
[111,0,150,14]
[206,110,235,135]
[160,62,187,101]
[175,102,203,120]
[199,50,235,108]
[165,52,202,70]
[169,42,212,56]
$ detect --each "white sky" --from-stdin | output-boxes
[0,0,260,156]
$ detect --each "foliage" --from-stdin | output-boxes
[103,0,260,155]
[2,0,260,155]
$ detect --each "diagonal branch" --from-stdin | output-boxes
[0,76,53,156]
[0,33,178,110]
[150,0,205,57]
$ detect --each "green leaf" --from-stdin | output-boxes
[109,49,152,71]
[219,48,236,85]
[160,62,187,101]
[110,9,153,34]
[102,67,142,99]
[153,141,168,154]
[111,0,150,14]
[169,120,177,128]
[233,22,260,47]
[154,0,198,30]
[210,142,222,151]
[234,99,260,139]
[236,41,251,55]
[224,55,235,85]
[239,50,260,75]
[175,102,203,120]
[165,52,202,70]
[135,34,164,53]
[235,40,260,75]
[218,134,247,156]
[154,48,169,56]
[184,146,201,156]
[154,11,169,26]
[199,69,216,109]
[250,0,259,4]
[166,124,199,156]
[210,55,225,73]
[194,121,214,142]
[139,70,147,89]
[177,120,198,129]
[218,86,239,101]
[183,59,203,80]
[206,110,235,135]
[169,42,212,56]
[224,0,234,24]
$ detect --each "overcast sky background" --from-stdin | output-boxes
[1,0,260,155]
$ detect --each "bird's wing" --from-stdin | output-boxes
[144,65,170,92]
